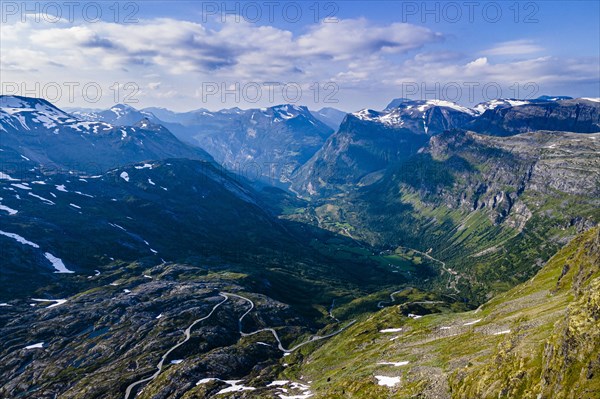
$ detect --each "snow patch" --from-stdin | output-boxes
[375,375,401,387]
[380,328,403,333]
[24,342,44,350]
[31,298,68,308]
[0,230,40,248]
[44,252,73,273]
[11,183,31,190]
[0,203,18,215]
[0,172,18,181]
[378,361,409,366]
[216,380,256,394]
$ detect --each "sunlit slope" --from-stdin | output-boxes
[286,226,600,399]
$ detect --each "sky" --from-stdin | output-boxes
[1,0,599,112]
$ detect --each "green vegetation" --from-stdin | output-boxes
[280,226,600,398]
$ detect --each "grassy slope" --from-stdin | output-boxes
[284,226,600,398]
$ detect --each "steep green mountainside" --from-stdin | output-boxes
[281,226,600,399]
[287,130,600,302]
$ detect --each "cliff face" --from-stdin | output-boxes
[286,227,600,399]
[292,130,600,300]
[467,98,600,136]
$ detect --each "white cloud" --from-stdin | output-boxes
[0,18,597,110]
[484,40,544,56]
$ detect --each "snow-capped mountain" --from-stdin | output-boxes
[0,96,212,172]
[69,103,161,126]
[290,97,600,196]
[84,103,334,185]
[468,97,600,136]
[472,96,573,114]
[353,99,476,135]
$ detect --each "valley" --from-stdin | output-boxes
[0,95,599,398]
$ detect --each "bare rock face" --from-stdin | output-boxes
[468,98,600,136]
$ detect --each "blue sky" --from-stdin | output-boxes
[1,1,598,111]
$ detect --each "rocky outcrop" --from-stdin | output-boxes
[468,98,600,136]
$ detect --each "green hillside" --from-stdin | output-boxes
[280,226,600,398]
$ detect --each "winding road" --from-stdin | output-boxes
[223,292,356,353]
[124,291,355,398]
[397,246,461,293]
[124,294,228,399]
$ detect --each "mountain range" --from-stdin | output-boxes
[1,94,599,398]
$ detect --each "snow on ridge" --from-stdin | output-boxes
[44,252,74,273]
[24,342,44,350]
[32,298,68,308]
[0,172,19,181]
[380,328,403,333]
[0,202,18,215]
[417,99,476,115]
[120,172,130,182]
[0,230,40,248]
[473,99,531,114]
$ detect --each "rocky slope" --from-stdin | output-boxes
[287,130,600,301]
[468,98,600,136]
[291,98,600,197]
[0,262,317,399]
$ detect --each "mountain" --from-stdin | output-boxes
[285,225,600,398]
[2,95,599,398]
[0,96,213,173]
[287,129,600,301]
[181,104,333,185]
[70,103,161,126]
[86,103,334,185]
[472,96,574,114]
[291,100,477,196]
[310,107,347,130]
[468,97,600,136]
[0,160,413,399]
